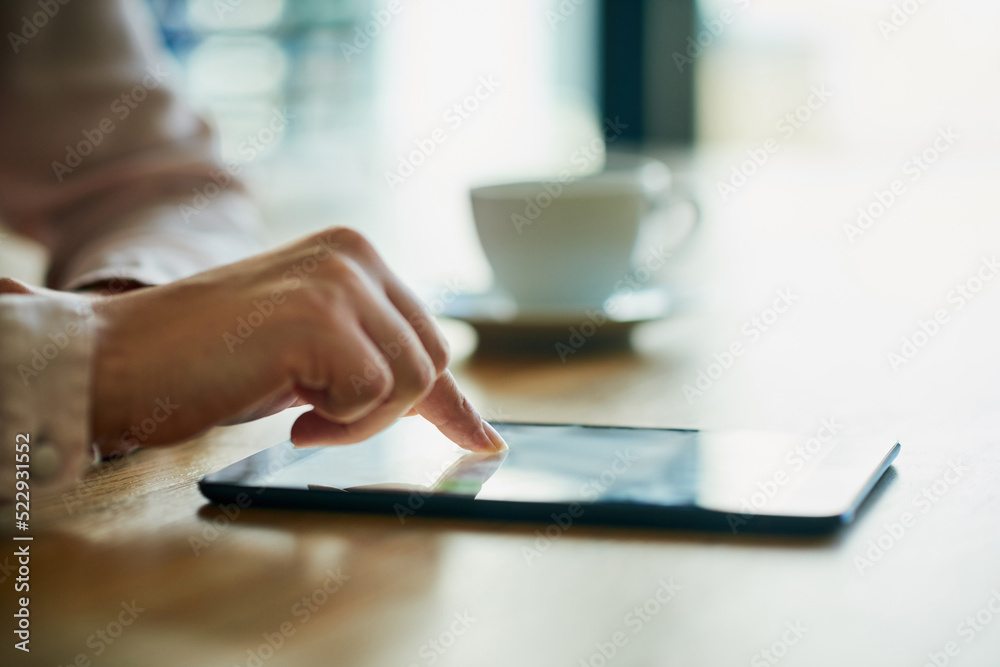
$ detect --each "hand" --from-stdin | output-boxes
[88,227,507,457]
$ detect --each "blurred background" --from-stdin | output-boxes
[143,0,1000,297]
[149,0,605,291]
[137,0,1000,428]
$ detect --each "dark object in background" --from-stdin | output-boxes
[601,0,697,145]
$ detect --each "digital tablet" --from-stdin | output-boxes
[199,420,899,535]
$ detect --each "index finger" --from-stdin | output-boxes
[337,232,451,374]
[415,371,507,453]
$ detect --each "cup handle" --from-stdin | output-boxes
[642,183,701,255]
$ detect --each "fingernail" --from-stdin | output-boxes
[482,421,508,452]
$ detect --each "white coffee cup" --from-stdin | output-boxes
[470,154,697,311]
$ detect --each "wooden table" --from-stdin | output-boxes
[8,148,1000,667]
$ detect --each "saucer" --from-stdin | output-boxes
[436,287,673,354]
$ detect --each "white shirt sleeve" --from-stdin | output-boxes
[0,291,98,503]
[0,0,265,291]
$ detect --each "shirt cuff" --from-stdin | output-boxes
[0,292,98,503]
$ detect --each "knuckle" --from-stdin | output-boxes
[288,228,376,290]
[291,281,331,310]
[326,227,377,261]
[416,360,436,394]
[367,362,394,399]
[286,284,341,329]
[407,311,450,372]
[400,356,436,400]
[427,338,450,374]
[330,363,392,417]
[317,255,363,289]
[289,264,363,323]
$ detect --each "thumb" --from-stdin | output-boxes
[415,371,507,453]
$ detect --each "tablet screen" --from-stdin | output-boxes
[205,419,898,520]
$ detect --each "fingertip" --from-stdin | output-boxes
[439,417,502,454]
[482,420,508,452]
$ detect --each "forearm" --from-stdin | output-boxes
[0,0,266,291]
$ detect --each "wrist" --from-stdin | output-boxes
[88,294,138,455]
